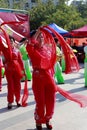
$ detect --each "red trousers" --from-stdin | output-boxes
[32,69,56,124]
[5,68,21,103]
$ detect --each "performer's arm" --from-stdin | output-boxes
[33,28,40,40]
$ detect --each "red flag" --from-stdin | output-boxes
[0,27,12,59]
[0,12,30,42]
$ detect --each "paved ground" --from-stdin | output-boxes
[1,63,87,130]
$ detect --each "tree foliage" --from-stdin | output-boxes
[29,0,57,30]
[0,0,8,8]
[0,0,87,32]
[29,0,85,31]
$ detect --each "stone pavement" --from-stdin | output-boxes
[1,63,87,130]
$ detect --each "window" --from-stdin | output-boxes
[31,0,36,3]
[25,2,29,8]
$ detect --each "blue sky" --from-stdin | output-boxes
[68,0,73,5]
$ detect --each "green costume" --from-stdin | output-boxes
[19,44,32,81]
[54,46,64,84]
[84,46,87,87]
[61,54,65,72]
[2,67,5,78]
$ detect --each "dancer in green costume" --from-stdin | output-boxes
[61,53,66,72]
[84,46,87,87]
[54,44,64,84]
[20,44,32,81]
[2,67,5,78]
[15,38,32,81]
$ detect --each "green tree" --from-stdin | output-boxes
[29,0,56,30]
[75,0,87,18]
[36,3,83,31]
[0,0,8,8]
[0,0,86,32]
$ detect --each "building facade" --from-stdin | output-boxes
[8,0,59,9]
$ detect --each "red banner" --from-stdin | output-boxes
[0,11,30,43]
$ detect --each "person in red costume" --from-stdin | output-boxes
[0,53,2,91]
[26,29,56,130]
[0,52,4,91]
[26,27,87,130]
[0,35,24,109]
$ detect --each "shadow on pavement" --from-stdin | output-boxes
[0,105,21,114]
[2,83,7,86]
[26,128,47,130]
[0,92,7,97]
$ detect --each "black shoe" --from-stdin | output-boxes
[36,124,42,130]
[46,121,52,129]
[8,103,12,110]
[58,82,64,84]
[28,79,31,81]
[17,103,21,107]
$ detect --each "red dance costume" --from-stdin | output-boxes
[26,27,87,126]
[0,54,2,91]
[0,37,24,104]
[26,28,57,124]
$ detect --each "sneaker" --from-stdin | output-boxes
[8,103,12,110]
[46,121,52,129]
[36,124,42,130]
